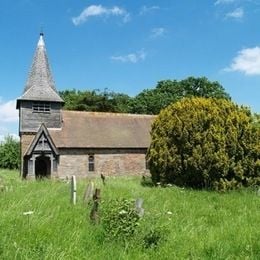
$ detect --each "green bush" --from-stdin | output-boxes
[142,225,168,249]
[147,98,260,190]
[101,198,140,241]
[0,136,20,170]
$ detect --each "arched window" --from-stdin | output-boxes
[88,154,95,172]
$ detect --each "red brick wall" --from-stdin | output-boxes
[57,148,149,178]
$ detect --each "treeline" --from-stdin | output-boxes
[0,136,20,170]
[60,77,231,115]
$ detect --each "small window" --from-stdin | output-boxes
[32,102,51,113]
[88,155,95,172]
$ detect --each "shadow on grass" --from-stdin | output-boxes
[140,176,155,187]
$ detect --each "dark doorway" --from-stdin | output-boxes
[35,155,51,179]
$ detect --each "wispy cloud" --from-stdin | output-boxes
[139,5,160,15]
[0,99,19,142]
[150,27,166,38]
[225,7,244,19]
[215,0,235,5]
[0,99,18,123]
[224,46,260,75]
[110,50,146,63]
[72,5,130,26]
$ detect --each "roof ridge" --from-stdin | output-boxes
[62,110,156,117]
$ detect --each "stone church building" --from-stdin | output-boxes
[16,34,155,179]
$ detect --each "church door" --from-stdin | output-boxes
[35,155,51,179]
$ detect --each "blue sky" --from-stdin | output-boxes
[0,0,260,140]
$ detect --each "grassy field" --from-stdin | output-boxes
[0,169,259,259]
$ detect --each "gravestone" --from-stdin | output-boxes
[83,181,94,204]
[100,173,106,185]
[90,188,101,224]
[71,175,77,205]
[135,198,144,217]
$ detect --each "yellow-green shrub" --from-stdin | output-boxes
[147,98,260,190]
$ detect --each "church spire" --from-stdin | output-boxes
[38,32,44,47]
[18,33,63,103]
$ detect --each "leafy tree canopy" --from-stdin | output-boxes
[60,89,132,113]
[0,136,20,170]
[147,97,260,190]
[60,77,231,115]
[129,77,230,114]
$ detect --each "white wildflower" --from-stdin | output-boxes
[23,211,34,215]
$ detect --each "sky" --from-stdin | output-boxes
[0,0,260,140]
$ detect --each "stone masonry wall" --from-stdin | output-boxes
[57,148,149,178]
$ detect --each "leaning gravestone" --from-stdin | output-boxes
[90,188,101,224]
[83,181,94,204]
[135,198,144,217]
[71,175,77,205]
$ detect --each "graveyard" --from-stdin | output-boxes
[0,169,259,259]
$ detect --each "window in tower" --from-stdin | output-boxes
[32,102,51,113]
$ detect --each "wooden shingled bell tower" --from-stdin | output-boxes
[16,33,64,178]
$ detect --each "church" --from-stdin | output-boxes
[16,33,155,179]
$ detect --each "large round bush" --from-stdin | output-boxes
[147,98,260,190]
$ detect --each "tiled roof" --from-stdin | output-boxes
[18,34,63,103]
[49,110,156,148]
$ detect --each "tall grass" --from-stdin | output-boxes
[0,169,259,259]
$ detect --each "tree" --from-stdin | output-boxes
[0,136,20,170]
[147,98,260,190]
[60,89,132,113]
[130,77,230,114]
[60,77,230,115]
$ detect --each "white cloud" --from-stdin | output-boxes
[0,98,19,142]
[215,0,235,5]
[150,27,166,38]
[110,50,146,63]
[225,7,244,18]
[139,5,160,15]
[225,46,260,75]
[72,5,130,25]
[0,99,18,123]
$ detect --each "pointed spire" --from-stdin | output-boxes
[38,32,44,47]
[19,33,63,103]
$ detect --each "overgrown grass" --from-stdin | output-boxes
[0,169,259,259]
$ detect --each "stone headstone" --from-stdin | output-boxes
[100,173,106,185]
[71,175,77,205]
[135,198,144,217]
[90,188,101,224]
[83,181,94,204]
